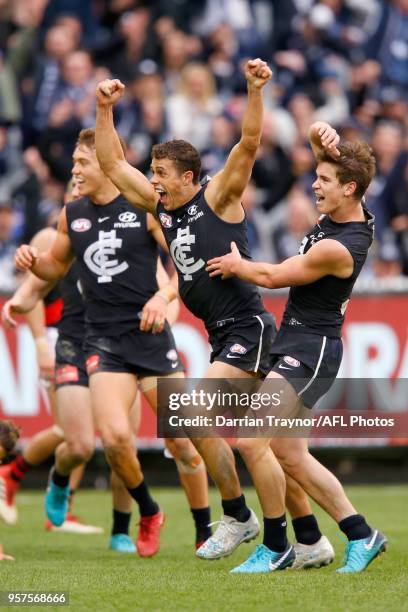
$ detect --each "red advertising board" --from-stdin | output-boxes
[1,293,408,447]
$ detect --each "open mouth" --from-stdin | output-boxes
[315,195,325,205]
[155,187,167,203]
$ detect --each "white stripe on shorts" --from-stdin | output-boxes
[253,315,265,373]
[298,335,327,396]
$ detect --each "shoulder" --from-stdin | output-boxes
[308,238,354,268]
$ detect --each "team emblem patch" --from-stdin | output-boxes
[86,354,100,375]
[166,349,178,361]
[283,356,300,367]
[159,213,173,228]
[229,343,247,355]
[118,211,137,223]
[71,218,91,232]
[55,365,79,384]
[188,204,198,216]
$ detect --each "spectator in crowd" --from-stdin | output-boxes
[0,199,19,294]
[166,62,222,151]
[0,0,406,284]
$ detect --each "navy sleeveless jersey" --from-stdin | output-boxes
[156,186,265,331]
[281,208,375,338]
[66,194,158,335]
[58,262,85,341]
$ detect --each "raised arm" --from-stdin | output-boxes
[206,239,354,288]
[309,121,340,160]
[205,59,272,220]
[14,208,75,281]
[95,79,158,214]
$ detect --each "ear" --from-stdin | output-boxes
[183,170,194,186]
[344,181,357,197]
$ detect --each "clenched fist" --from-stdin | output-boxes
[245,59,273,90]
[96,79,125,107]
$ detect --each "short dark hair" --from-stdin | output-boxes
[0,420,20,456]
[317,141,376,200]
[151,140,201,184]
[76,128,126,155]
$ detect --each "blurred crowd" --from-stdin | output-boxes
[0,0,407,294]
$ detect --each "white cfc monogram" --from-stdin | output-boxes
[84,230,129,283]
[170,226,205,281]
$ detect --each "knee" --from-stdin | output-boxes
[236,438,266,462]
[274,446,305,474]
[66,438,94,464]
[101,426,132,452]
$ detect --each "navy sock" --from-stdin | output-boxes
[339,514,371,541]
[127,480,159,517]
[263,515,288,552]
[51,468,69,488]
[191,507,211,543]
[292,514,322,545]
[111,510,132,536]
[222,494,251,523]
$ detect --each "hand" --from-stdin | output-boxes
[206,241,242,280]
[311,121,340,158]
[140,294,167,334]
[1,299,23,329]
[14,245,38,272]
[245,58,272,90]
[96,79,125,107]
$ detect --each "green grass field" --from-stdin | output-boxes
[1,486,407,611]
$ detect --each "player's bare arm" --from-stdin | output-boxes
[309,121,340,160]
[3,227,58,328]
[1,274,55,328]
[95,79,158,214]
[205,59,272,222]
[206,239,354,288]
[140,214,179,333]
[14,208,75,281]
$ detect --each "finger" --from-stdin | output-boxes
[209,269,223,277]
[231,241,239,253]
[2,306,17,328]
[205,263,218,272]
[206,257,221,266]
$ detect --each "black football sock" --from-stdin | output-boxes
[292,514,322,545]
[111,510,132,536]
[127,480,159,517]
[263,515,288,552]
[339,514,371,541]
[222,494,251,523]
[51,468,69,489]
[191,507,211,543]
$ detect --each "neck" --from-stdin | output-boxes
[175,184,201,209]
[329,200,365,223]
[90,181,120,205]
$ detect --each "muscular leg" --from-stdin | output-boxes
[55,386,94,475]
[272,437,356,522]
[140,373,211,544]
[90,372,143,488]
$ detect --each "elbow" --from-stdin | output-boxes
[240,136,260,153]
